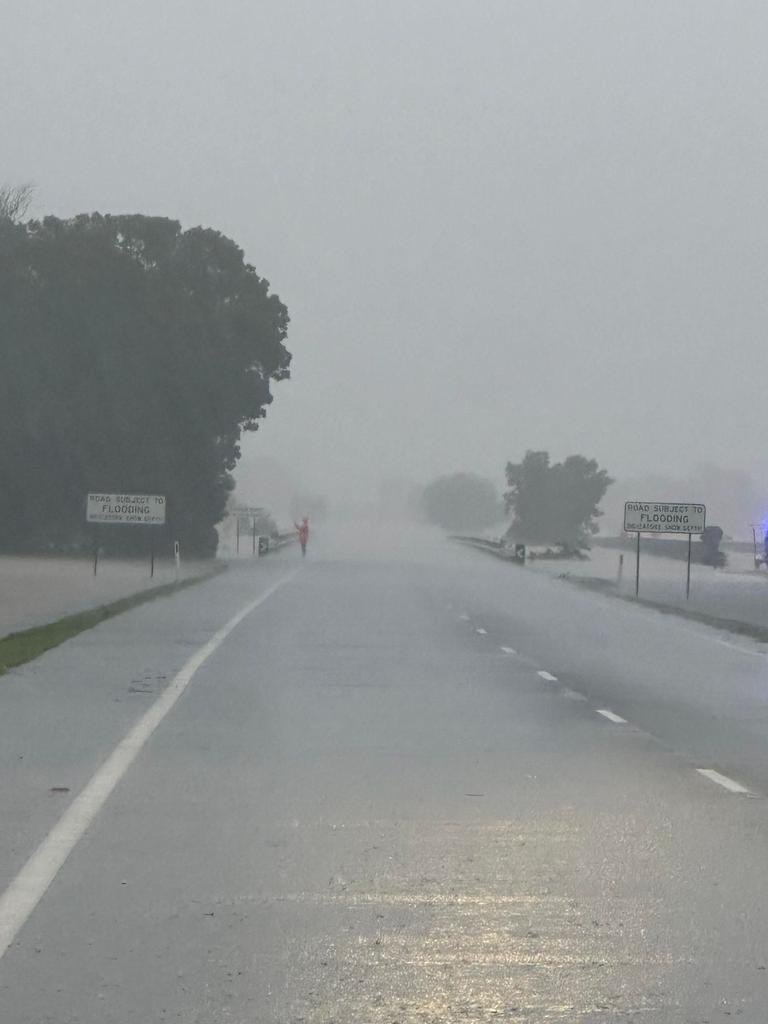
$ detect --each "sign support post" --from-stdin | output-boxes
[93,534,99,577]
[236,517,240,555]
[252,518,257,556]
[635,531,640,597]
[686,533,692,600]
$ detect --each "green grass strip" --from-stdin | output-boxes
[0,563,227,676]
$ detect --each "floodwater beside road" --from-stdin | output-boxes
[0,554,218,637]
[525,543,768,633]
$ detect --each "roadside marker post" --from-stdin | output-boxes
[623,502,706,600]
[686,532,692,600]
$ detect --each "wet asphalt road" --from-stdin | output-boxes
[3,529,768,1022]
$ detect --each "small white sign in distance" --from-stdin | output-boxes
[623,501,706,534]
[86,493,166,526]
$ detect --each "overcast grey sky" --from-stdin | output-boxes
[4,1,768,507]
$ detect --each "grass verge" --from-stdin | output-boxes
[0,563,227,676]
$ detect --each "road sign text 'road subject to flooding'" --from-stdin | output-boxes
[86,494,166,525]
[623,502,706,534]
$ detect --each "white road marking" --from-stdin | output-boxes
[459,613,470,621]
[537,670,558,682]
[0,570,298,962]
[500,646,516,655]
[596,709,627,724]
[714,637,765,658]
[696,768,752,794]
[475,628,487,635]
[562,688,588,701]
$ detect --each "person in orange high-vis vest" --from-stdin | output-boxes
[295,517,309,557]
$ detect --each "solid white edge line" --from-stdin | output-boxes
[0,569,299,961]
[714,637,765,658]
[596,709,628,724]
[696,768,752,794]
[500,646,516,655]
[537,670,558,682]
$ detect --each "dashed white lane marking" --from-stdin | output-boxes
[562,688,588,701]
[500,646,516,655]
[537,670,558,682]
[475,628,487,635]
[0,570,299,962]
[696,769,752,794]
[596,709,627,724]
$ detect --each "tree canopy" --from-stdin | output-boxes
[504,450,613,546]
[0,211,291,555]
[421,473,501,532]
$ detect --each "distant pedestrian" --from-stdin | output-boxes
[295,517,309,557]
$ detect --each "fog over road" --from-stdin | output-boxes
[2,529,768,1021]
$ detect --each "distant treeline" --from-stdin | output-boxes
[420,450,613,546]
[0,210,291,556]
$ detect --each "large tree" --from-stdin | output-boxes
[504,450,613,546]
[0,211,291,555]
[422,472,501,532]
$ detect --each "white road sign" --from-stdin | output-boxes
[624,501,706,534]
[87,493,166,525]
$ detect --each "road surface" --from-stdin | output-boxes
[2,525,768,1021]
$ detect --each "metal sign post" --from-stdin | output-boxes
[232,506,265,560]
[624,502,706,599]
[686,533,692,600]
